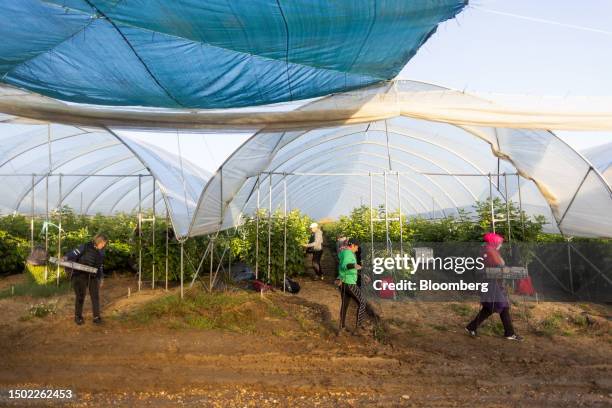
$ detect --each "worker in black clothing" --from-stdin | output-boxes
[64,233,108,325]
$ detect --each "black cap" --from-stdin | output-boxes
[347,238,360,246]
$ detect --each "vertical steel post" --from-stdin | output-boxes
[165,208,169,291]
[431,196,435,219]
[152,181,156,289]
[180,240,184,299]
[397,171,403,256]
[488,173,495,233]
[45,124,51,282]
[57,174,62,286]
[138,174,142,292]
[30,174,35,251]
[504,173,511,242]
[384,171,390,255]
[255,175,260,280]
[369,172,374,264]
[209,236,214,292]
[44,174,49,282]
[567,239,574,294]
[267,173,272,282]
[283,175,287,292]
[228,240,232,284]
[517,174,526,239]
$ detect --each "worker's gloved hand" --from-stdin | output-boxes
[334,279,342,287]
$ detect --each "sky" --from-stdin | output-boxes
[124,0,612,173]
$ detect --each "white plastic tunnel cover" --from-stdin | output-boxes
[187,117,612,239]
[0,117,210,238]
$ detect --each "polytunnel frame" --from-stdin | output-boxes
[183,111,612,298]
[0,124,183,295]
[188,168,608,300]
[193,117,612,237]
[184,123,527,294]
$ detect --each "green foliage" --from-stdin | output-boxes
[25,264,67,284]
[229,209,312,284]
[324,199,549,244]
[535,312,566,337]
[0,279,71,300]
[0,205,310,285]
[325,205,411,243]
[120,291,266,332]
[448,303,477,317]
[0,229,29,274]
[473,198,546,242]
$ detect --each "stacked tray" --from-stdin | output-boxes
[480,266,528,280]
[48,257,98,274]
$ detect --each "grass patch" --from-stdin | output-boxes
[19,302,58,321]
[0,275,71,300]
[28,302,57,318]
[119,291,270,333]
[293,311,316,332]
[535,312,565,337]
[479,320,505,337]
[266,301,288,318]
[448,303,475,317]
[373,322,391,343]
[533,311,596,337]
[25,265,67,285]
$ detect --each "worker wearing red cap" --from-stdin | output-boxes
[466,232,523,341]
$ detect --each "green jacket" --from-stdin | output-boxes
[337,248,358,284]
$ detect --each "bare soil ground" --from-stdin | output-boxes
[0,254,610,407]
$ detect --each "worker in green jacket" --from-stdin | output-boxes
[335,238,366,333]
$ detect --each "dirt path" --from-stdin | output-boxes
[0,267,611,407]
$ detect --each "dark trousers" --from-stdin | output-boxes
[467,303,515,337]
[72,274,101,319]
[312,250,323,276]
[339,283,366,329]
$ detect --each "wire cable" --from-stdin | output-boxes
[472,5,612,37]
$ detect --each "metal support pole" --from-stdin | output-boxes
[152,183,156,289]
[283,175,287,292]
[397,172,403,256]
[30,174,35,252]
[189,238,214,288]
[45,124,50,283]
[488,173,495,233]
[255,175,260,280]
[228,241,232,283]
[517,174,526,239]
[432,197,435,219]
[180,241,184,299]
[138,174,142,292]
[567,239,574,294]
[369,172,374,264]
[384,171,390,255]
[165,208,169,291]
[209,237,214,292]
[44,174,49,282]
[267,173,272,282]
[57,174,62,286]
[504,173,511,242]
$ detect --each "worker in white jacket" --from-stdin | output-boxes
[305,223,324,280]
